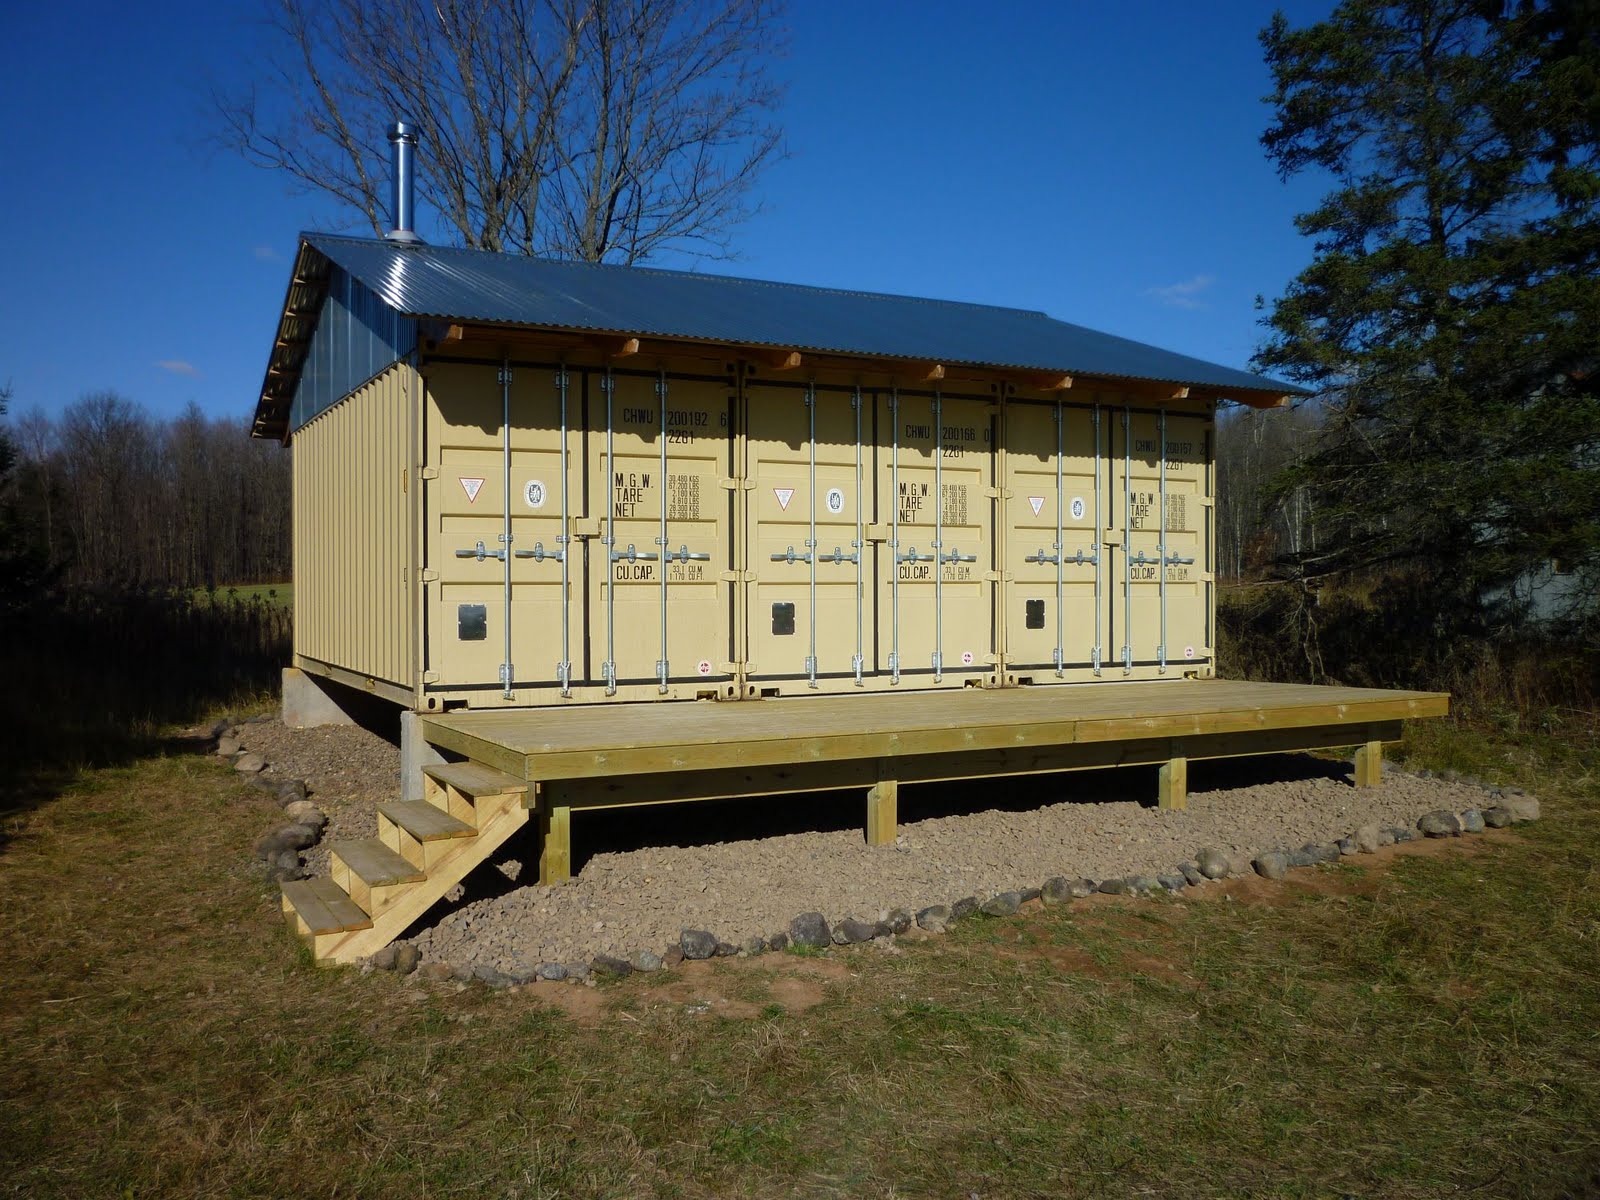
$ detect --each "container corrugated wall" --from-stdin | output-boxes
[293,361,416,691]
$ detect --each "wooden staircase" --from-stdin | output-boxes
[280,762,530,965]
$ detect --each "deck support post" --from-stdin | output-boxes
[1354,740,1384,788]
[866,774,898,846]
[1157,754,1187,810]
[538,794,571,885]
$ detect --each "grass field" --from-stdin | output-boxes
[2,718,1597,1198]
[193,581,293,608]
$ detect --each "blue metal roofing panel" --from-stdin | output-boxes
[303,234,1296,397]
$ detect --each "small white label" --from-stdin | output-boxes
[459,476,484,504]
[1184,646,1196,659]
[697,659,713,676]
[774,487,795,511]
[1028,496,1045,516]
[961,650,975,666]
[825,487,845,514]
[1070,496,1086,521]
[523,479,546,509]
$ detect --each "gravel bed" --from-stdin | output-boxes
[231,718,399,875]
[400,766,1489,975]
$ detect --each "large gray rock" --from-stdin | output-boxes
[766,932,788,953]
[592,955,633,977]
[743,936,767,956]
[979,892,1022,917]
[680,929,718,960]
[536,962,568,982]
[1305,842,1341,864]
[1506,794,1540,822]
[1288,848,1317,868]
[632,950,664,973]
[1040,877,1072,905]
[1355,823,1382,853]
[884,909,913,935]
[284,800,324,828]
[1098,877,1129,895]
[1179,862,1206,888]
[951,897,979,919]
[1460,809,1486,834]
[1068,877,1097,899]
[1336,837,1357,856]
[916,905,950,933]
[274,779,309,806]
[832,918,878,944]
[1127,875,1161,895]
[1196,847,1231,880]
[1483,806,1515,829]
[788,912,832,948]
[1157,873,1187,892]
[254,824,317,861]
[1418,810,1463,838]
[1253,851,1290,880]
[371,945,400,971]
[394,946,421,976]
[233,753,266,775]
[216,736,241,758]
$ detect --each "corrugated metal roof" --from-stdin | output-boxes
[255,233,1301,439]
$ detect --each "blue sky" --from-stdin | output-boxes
[0,0,1333,424]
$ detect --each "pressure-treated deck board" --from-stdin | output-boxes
[421,680,1449,783]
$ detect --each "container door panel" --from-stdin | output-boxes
[1112,406,1211,678]
[585,371,735,698]
[746,382,870,692]
[426,363,585,699]
[1003,400,1108,680]
[875,391,996,687]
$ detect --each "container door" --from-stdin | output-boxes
[426,362,585,701]
[745,381,871,692]
[875,389,997,688]
[1003,398,1107,680]
[1112,406,1211,678]
[587,368,736,698]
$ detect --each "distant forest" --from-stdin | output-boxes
[5,391,290,590]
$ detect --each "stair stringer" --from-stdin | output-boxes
[316,799,530,965]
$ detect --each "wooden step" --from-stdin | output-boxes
[329,838,426,915]
[423,761,527,799]
[422,761,529,825]
[281,877,372,960]
[377,801,475,871]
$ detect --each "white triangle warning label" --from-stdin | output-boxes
[1028,496,1045,516]
[774,487,795,511]
[460,476,485,503]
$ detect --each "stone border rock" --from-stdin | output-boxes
[212,719,325,885]
[355,764,1540,989]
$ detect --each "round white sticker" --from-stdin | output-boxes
[1184,646,1196,659]
[697,659,713,676]
[523,479,547,509]
[1069,496,1086,521]
[825,487,845,515]
[961,650,975,666]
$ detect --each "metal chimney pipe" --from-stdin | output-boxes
[385,121,422,244]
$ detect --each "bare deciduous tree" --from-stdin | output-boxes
[215,0,787,264]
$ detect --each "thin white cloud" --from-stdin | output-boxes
[1145,274,1215,311]
[156,360,201,378]
[254,245,283,262]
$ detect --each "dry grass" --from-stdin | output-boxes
[3,719,1599,1198]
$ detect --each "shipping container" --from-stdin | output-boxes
[268,234,1287,713]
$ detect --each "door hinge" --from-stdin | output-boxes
[420,568,439,582]
[420,466,440,480]
[422,670,441,683]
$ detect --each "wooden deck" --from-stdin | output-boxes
[420,680,1449,885]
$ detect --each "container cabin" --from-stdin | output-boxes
[257,219,1447,964]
